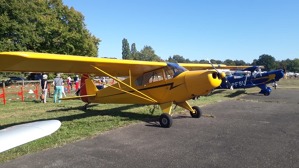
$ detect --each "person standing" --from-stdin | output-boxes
[41,74,48,103]
[53,73,64,103]
[61,82,67,98]
[74,75,80,91]
[67,76,72,92]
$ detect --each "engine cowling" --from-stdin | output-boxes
[185,70,224,96]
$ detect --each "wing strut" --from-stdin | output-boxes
[91,65,157,103]
[129,69,132,86]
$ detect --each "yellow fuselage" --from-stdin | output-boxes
[87,70,222,105]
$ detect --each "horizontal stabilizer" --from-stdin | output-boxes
[0,120,61,153]
[60,94,96,100]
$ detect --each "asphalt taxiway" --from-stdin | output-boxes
[1,89,298,168]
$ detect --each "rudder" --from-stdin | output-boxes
[79,74,97,102]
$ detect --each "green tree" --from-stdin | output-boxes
[185,58,191,63]
[251,59,258,66]
[168,55,186,63]
[122,38,131,59]
[198,59,209,63]
[210,59,222,64]
[255,54,276,71]
[138,46,162,61]
[167,56,175,63]
[276,58,299,73]
[294,59,299,72]
[289,59,299,72]
[130,43,138,60]
[277,59,289,71]
[0,0,100,56]
[234,60,247,66]
[224,59,236,65]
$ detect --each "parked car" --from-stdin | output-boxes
[4,76,25,86]
[27,73,43,80]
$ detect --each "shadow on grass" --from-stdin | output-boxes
[0,104,159,129]
[244,92,264,96]
[224,90,247,98]
[46,103,100,112]
[209,89,226,96]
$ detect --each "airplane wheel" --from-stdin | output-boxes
[159,113,173,128]
[190,106,202,118]
[263,87,271,96]
[267,87,272,92]
[264,90,270,96]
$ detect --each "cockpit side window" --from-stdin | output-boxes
[135,68,165,86]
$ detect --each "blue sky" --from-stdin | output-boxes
[63,0,298,63]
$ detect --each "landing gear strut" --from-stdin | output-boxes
[273,82,277,89]
[158,103,202,128]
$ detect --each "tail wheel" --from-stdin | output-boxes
[159,113,173,128]
[190,106,202,118]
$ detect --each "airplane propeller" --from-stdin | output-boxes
[208,60,233,90]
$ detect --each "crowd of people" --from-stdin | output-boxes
[39,74,109,103]
[40,73,80,103]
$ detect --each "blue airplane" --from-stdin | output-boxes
[219,66,284,96]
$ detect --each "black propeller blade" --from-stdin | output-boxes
[208,60,233,90]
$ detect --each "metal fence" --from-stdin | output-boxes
[0,80,41,105]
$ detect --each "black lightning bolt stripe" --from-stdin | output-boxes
[99,82,184,98]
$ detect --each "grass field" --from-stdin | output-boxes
[0,78,298,163]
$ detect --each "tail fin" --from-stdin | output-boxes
[79,74,97,103]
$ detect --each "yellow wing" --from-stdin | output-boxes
[0,52,252,75]
[0,52,166,76]
[179,63,227,70]
[179,63,251,71]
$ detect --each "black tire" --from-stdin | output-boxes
[264,91,270,96]
[159,113,173,128]
[263,87,271,96]
[190,106,202,118]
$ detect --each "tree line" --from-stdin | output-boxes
[0,0,99,56]
[122,38,299,72]
[0,0,297,75]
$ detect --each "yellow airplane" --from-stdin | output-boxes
[0,52,237,128]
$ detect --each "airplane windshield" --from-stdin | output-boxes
[166,62,187,77]
[135,63,187,86]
